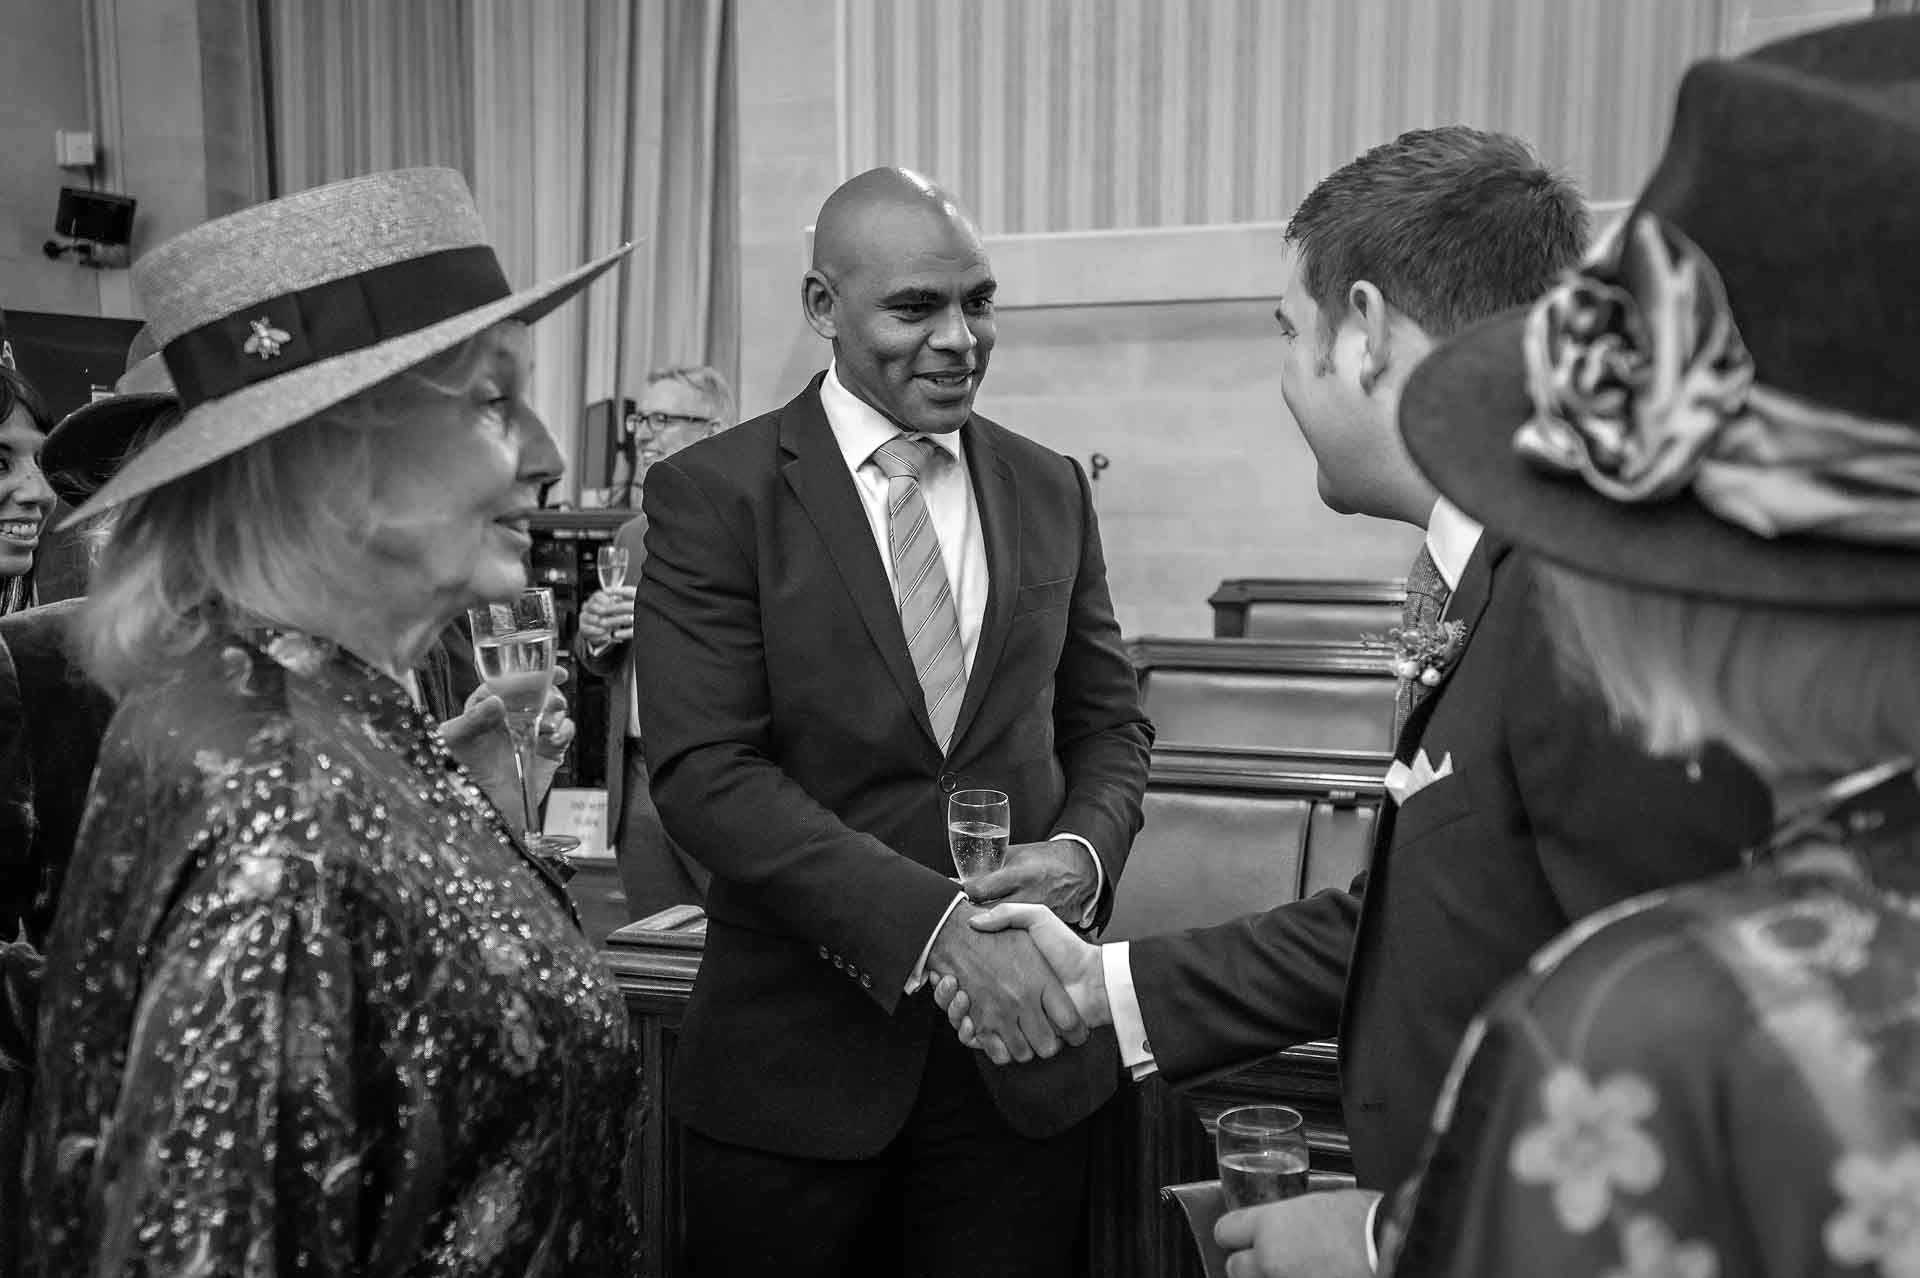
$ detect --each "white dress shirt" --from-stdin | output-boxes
[815,365,1105,989]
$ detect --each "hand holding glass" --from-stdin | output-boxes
[1215,1105,1310,1210]
[948,789,1010,881]
[596,544,629,591]
[467,588,573,860]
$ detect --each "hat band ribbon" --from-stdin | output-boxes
[1517,213,1920,548]
[161,245,511,409]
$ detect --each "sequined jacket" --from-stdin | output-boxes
[26,628,640,1276]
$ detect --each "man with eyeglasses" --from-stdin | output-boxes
[577,364,737,919]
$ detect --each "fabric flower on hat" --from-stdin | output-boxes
[1517,215,1752,505]
[1515,212,1920,547]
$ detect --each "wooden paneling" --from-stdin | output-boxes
[838,0,1728,232]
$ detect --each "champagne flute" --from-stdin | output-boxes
[1215,1105,1310,1209]
[596,544,630,591]
[947,789,1010,881]
[467,588,573,862]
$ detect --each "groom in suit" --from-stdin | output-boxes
[632,167,1152,1276]
[937,128,1771,1275]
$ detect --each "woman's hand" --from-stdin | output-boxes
[437,667,575,825]
[577,586,637,651]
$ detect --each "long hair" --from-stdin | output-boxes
[79,326,510,697]
[1540,562,1920,779]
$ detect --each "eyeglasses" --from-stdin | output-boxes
[631,411,715,431]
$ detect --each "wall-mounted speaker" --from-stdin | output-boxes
[54,187,136,246]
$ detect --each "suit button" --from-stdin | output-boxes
[939,772,958,792]
[833,956,845,970]
[860,974,873,989]
[818,946,829,960]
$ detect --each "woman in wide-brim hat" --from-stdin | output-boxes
[25,168,639,1275]
[1374,16,1920,1277]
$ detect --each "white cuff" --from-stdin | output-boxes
[1049,831,1104,927]
[1104,941,1159,1080]
[1364,1194,1382,1273]
[905,891,969,994]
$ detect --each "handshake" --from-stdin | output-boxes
[923,839,1115,1066]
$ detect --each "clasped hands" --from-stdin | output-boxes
[924,840,1114,1066]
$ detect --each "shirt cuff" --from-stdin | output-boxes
[1104,941,1159,1080]
[586,637,616,658]
[1364,1194,1382,1273]
[1049,831,1104,927]
[905,891,969,994]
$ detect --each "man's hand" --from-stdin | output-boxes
[1215,1189,1379,1278]
[962,838,1098,920]
[578,585,638,651]
[925,901,1089,1066]
[438,668,574,826]
[933,902,1110,1057]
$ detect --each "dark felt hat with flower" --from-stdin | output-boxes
[1399,14,1920,607]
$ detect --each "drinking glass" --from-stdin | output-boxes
[596,544,630,591]
[466,588,573,860]
[1215,1105,1310,1210]
[947,789,1010,881]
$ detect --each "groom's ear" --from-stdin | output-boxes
[1349,280,1393,394]
[802,270,838,341]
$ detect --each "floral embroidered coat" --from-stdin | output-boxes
[26,628,640,1275]
[1387,833,1920,1277]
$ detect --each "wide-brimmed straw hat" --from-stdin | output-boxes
[1399,15,1920,607]
[41,327,177,508]
[61,167,630,527]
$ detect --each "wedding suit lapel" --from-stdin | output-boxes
[1389,538,1506,763]
[946,419,1018,755]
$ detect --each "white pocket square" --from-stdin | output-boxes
[1385,749,1454,806]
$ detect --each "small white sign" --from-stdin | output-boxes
[544,787,610,858]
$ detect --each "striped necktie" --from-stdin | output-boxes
[1393,544,1452,743]
[869,435,967,751]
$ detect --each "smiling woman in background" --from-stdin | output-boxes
[24,169,639,1276]
[0,365,53,617]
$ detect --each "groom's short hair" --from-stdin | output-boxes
[1286,126,1588,344]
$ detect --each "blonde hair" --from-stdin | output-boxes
[80,325,514,697]
[646,364,737,430]
[1539,561,1920,778]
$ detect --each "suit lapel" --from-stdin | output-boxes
[948,419,1018,752]
[1390,537,1508,762]
[778,378,937,743]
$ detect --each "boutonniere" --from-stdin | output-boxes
[1368,619,1470,687]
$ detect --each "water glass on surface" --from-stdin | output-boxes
[947,789,1010,881]
[1215,1105,1309,1210]
[596,544,630,591]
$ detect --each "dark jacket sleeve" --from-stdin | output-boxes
[631,459,959,1012]
[1126,876,1361,1084]
[1048,458,1154,923]
[573,515,648,680]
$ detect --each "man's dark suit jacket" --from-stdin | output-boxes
[633,375,1154,1157]
[1128,541,1770,1189]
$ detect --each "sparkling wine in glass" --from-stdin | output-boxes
[467,588,572,861]
[596,544,630,591]
[1215,1105,1310,1210]
[947,789,1010,881]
